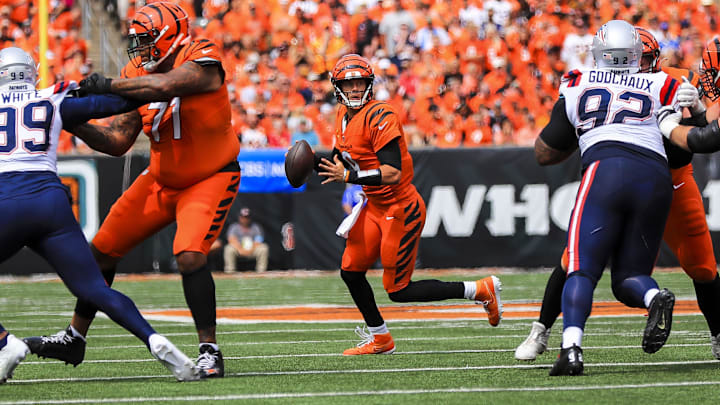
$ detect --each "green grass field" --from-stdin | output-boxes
[1,268,719,404]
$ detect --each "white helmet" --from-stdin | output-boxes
[591,20,642,74]
[0,47,37,90]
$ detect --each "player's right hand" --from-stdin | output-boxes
[677,76,706,115]
[79,73,113,95]
[656,106,682,139]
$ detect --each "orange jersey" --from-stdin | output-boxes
[121,39,240,189]
[663,66,699,87]
[334,101,416,207]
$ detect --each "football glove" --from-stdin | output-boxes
[79,72,113,95]
[676,76,706,115]
[656,106,682,139]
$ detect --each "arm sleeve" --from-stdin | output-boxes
[376,138,401,170]
[60,94,144,129]
[538,97,578,151]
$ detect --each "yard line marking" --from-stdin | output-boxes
[17,342,718,365]
[5,382,720,404]
[5,361,719,385]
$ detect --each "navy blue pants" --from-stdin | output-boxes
[563,156,672,331]
[0,179,155,345]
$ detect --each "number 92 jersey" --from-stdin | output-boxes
[121,39,239,189]
[560,69,680,159]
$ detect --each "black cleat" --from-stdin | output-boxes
[197,344,224,378]
[549,344,584,376]
[23,327,86,367]
[643,289,675,354]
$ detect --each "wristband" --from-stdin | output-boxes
[344,168,382,185]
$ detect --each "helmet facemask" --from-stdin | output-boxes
[333,78,374,109]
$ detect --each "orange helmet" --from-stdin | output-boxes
[701,38,720,101]
[331,54,375,108]
[635,27,660,73]
[127,1,190,72]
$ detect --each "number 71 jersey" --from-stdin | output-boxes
[121,39,239,189]
[560,69,680,159]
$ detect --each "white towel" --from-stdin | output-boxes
[336,194,367,239]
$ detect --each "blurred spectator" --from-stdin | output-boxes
[561,17,594,70]
[291,117,319,147]
[239,108,268,149]
[223,208,269,273]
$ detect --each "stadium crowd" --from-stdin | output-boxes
[0,0,718,152]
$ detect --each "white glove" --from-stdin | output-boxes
[676,76,706,115]
[656,106,682,139]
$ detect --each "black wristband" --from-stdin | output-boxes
[345,168,382,185]
[687,120,720,153]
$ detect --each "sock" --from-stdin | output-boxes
[643,288,660,308]
[693,275,720,335]
[388,280,465,302]
[200,342,219,351]
[539,264,566,329]
[68,325,87,342]
[368,323,389,335]
[463,281,477,300]
[562,326,583,348]
[181,265,217,331]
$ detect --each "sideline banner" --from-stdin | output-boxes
[238,148,304,193]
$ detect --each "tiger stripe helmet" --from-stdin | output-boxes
[127,1,190,72]
[331,54,375,109]
[636,27,660,73]
[701,38,720,101]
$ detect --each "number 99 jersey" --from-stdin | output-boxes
[121,39,239,189]
[0,81,76,174]
[560,69,680,159]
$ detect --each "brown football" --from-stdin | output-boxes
[285,140,315,188]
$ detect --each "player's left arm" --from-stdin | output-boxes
[60,94,145,129]
[107,61,223,101]
[318,139,401,185]
[535,96,578,165]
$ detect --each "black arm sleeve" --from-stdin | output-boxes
[314,148,341,172]
[687,120,720,153]
[376,138,402,170]
[538,97,578,151]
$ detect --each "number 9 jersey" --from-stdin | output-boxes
[560,69,680,160]
[121,39,239,189]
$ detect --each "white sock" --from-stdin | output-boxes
[463,281,477,300]
[644,288,660,308]
[68,325,87,342]
[368,323,389,335]
[562,326,583,349]
[200,342,219,351]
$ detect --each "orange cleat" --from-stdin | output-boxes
[342,326,396,355]
[474,276,503,326]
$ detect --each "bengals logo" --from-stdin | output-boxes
[281,222,295,251]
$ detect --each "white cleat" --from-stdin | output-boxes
[149,334,201,382]
[515,321,551,361]
[0,335,30,384]
[712,332,720,360]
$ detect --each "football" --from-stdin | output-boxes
[285,140,315,188]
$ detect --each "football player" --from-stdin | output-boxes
[24,2,239,378]
[311,54,502,355]
[535,20,684,375]
[516,28,720,363]
[0,46,198,383]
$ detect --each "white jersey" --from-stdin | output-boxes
[0,81,77,174]
[560,69,680,159]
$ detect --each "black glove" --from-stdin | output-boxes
[79,72,113,95]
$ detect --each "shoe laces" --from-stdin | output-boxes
[197,350,218,369]
[41,330,74,345]
[352,325,374,348]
